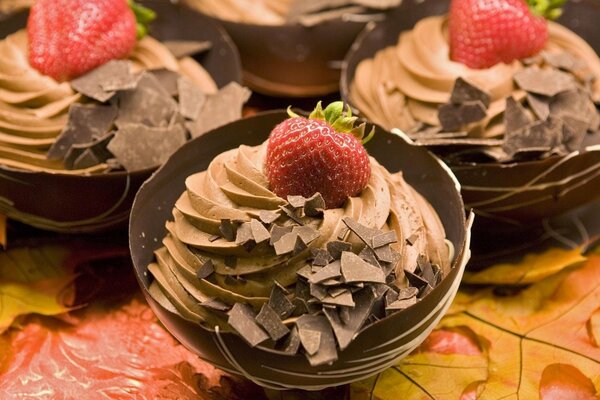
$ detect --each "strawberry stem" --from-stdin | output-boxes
[299,101,375,144]
[527,0,566,20]
[129,1,156,39]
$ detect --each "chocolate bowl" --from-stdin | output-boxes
[340,0,600,231]
[129,110,473,390]
[0,0,241,233]
[181,2,399,97]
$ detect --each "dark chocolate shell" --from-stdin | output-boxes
[0,1,242,233]
[129,110,472,389]
[341,0,600,231]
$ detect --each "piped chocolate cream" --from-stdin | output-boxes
[147,141,451,365]
[0,30,235,173]
[350,17,600,161]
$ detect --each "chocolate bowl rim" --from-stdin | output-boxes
[339,0,600,169]
[0,0,242,232]
[128,109,473,389]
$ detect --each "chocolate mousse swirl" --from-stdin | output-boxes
[350,17,600,137]
[0,30,216,173]
[147,142,450,328]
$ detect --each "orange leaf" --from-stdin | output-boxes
[540,364,598,400]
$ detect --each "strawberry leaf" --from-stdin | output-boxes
[129,0,156,39]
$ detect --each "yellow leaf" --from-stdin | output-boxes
[463,246,586,285]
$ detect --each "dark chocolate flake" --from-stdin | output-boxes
[503,117,563,157]
[287,195,307,209]
[438,101,487,132]
[323,289,376,350]
[358,246,382,269]
[417,255,436,287]
[298,328,321,356]
[228,303,269,347]
[386,297,417,311]
[311,248,332,266]
[527,93,551,121]
[372,231,398,248]
[196,259,214,279]
[374,245,395,263]
[327,241,352,260]
[296,264,313,280]
[277,326,301,354]
[268,282,295,319]
[235,222,254,247]
[208,234,220,242]
[256,304,290,341]
[279,204,305,225]
[504,96,532,135]
[309,283,328,301]
[342,217,379,246]
[397,286,419,300]
[404,269,429,291]
[295,315,338,366]
[514,66,576,97]
[340,252,386,284]
[321,290,355,307]
[71,60,135,102]
[178,76,206,120]
[308,260,341,284]
[274,232,300,255]
[149,68,180,97]
[269,224,292,245]
[293,225,320,245]
[450,77,491,108]
[405,232,419,246]
[259,210,280,224]
[219,219,238,242]
[250,219,271,243]
[304,193,326,217]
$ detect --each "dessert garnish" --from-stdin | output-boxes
[265,101,374,209]
[27,0,155,81]
[449,0,564,69]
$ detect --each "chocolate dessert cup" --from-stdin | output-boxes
[0,1,242,233]
[341,0,600,235]
[129,110,472,390]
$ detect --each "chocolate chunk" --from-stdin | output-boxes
[323,289,376,350]
[309,283,328,300]
[279,204,305,225]
[274,232,301,255]
[358,246,381,269]
[71,60,135,102]
[219,219,239,241]
[550,89,597,127]
[163,40,212,58]
[311,248,332,266]
[268,282,295,319]
[259,210,280,224]
[115,72,178,128]
[185,82,251,138]
[417,255,436,287]
[405,232,419,246]
[328,287,348,298]
[201,298,229,311]
[308,260,341,284]
[71,149,100,169]
[256,304,290,341]
[295,315,338,366]
[561,115,589,151]
[340,252,386,283]
[385,287,398,306]
[106,122,186,171]
[371,283,389,300]
[287,195,307,209]
[450,77,491,108]
[304,193,326,217]
[504,96,532,135]
[321,290,355,307]
[438,101,487,132]
[527,93,551,121]
[269,224,292,245]
[298,328,321,356]
[178,76,206,120]
[196,259,214,279]
[296,264,313,280]
[541,51,586,73]
[149,68,180,97]
[503,117,563,157]
[277,326,301,354]
[337,226,350,241]
[341,217,379,247]
[386,297,417,311]
[293,225,320,245]
[228,303,269,347]
[374,245,395,263]
[327,241,352,260]
[47,104,117,160]
[235,222,254,246]
[514,66,576,97]
[404,269,429,292]
[372,231,398,248]
[397,286,419,300]
[249,219,271,244]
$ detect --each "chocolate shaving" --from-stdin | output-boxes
[71,60,135,102]
[228,303,269,347]
[308,260,341,284]
[385,287,398,306]
[417,255,436,287]
[404,269,429,292]
[372,231,398,248]
[296,265,313,280]
[196,259,214,279]
[47,104,117,160]
[309,283,328,301]
[295,315,338,366]
[70,149,99,169]
[405,232,419,246]
[274,232,302,255]
[106,122,186,171]
[323,289,376,350]
[438,101,487,132]
[149,68,180,97]
[337,226,350,241]
[374,245,395,263]
[450,77,491,108]
[397,286,419,300]
[279,204,305,225]
[527,93,551,121]
[298,328,321,356]
[287,195,307,209]
[259,210,280,224]
[504,96,532,135]
[327,241,352,259]
[514,66,576,97]
[358,246,382,269]
[269,224,292,245]
[321,290,355,307]
[304,193,326,217]
[250,219,271,243]
[277,326,301,354]
[256,304,290,341]
[503,117,563,157]
[342,217,379,246]
[311,248,332,266]
[293,225,320,245]
[386,297,417,311]
[235,222,254,246]
[561,115,589,151]
[268,282,295,319]
[328,287,348,298]
[341,252,386,283]
[541,50,586,73]
[219,219,239,241]
[178,76,206,120]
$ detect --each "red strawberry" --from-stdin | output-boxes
[449,0,564,69]
[265,102,373,209]
[27,0,155,82]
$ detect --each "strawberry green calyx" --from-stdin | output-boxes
[287,101,375,144]
[129,0,156,39]
[527,0,566,20]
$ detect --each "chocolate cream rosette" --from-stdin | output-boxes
[181,0,402,97]
[130,103,472,389]
[343,0,600,230]
[0,0,245,232]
